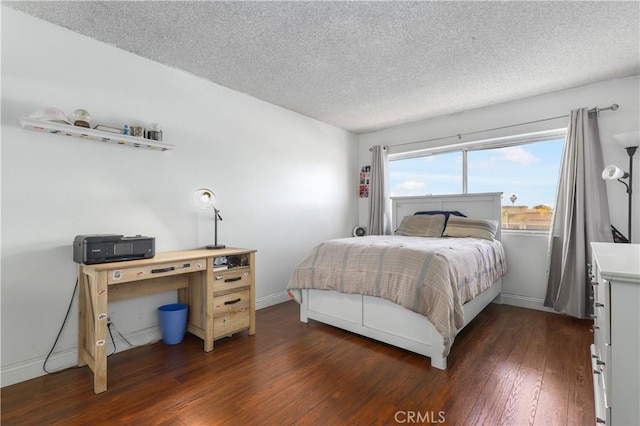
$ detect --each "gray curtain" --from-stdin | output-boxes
[544,108,613,319]
[367,145,391,235]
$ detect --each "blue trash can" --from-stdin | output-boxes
[158,303,188,345]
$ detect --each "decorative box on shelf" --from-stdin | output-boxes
[18,117,174,151]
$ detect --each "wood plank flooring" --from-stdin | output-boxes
[1,301,594,425]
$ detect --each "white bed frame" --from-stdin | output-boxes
[298,192,504,370]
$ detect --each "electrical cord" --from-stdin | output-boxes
[43,277,123,369]
[43,278,78,374]
[108,320,137,348]
[106,320,138,357]
[44,277,148,373]
[107,322,116,357]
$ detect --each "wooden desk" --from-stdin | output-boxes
[77,248,256,394]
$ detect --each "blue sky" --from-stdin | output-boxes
[389,138,565,208]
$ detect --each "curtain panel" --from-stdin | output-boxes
[544,108,612,319]
[367,145,391,235]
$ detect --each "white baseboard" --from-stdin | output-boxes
[501,293,556,313]
[1,325,161,388]
[256,291,290,310]
[2,293,293,388]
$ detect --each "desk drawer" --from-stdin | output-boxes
[214,289,250,316]
[108,258,207,284]
[213,268,252,292]
[213,309,250,338]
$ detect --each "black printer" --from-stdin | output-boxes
[73,234,155,264]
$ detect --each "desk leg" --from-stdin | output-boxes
[249,252,256,336]
[204,258,214,352]
[93,272,108,393]
[77,268,88,368]
[80,271,109,394]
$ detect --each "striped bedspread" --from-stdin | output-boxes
[287,235,507,354]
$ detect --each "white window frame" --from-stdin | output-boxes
[388,128,567,234]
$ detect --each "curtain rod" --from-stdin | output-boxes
[369,103,619,151]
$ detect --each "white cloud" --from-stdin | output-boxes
[496,146,538,165]
[391,180,427,196]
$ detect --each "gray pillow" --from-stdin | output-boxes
[395,214,446,237]
[443,216,498,241]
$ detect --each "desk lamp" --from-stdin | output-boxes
[192,188,226,249]
[602,131,639,243]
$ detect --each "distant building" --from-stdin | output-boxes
[502,205,553,230]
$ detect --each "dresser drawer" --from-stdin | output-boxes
[214,289,250,316]
[594,305,610,346]
[213,268,252,292]
[591,243,640,426]
[213,310,250,338]
[593,275,605,306]
[108,258,207,284]
[592,344,609,424]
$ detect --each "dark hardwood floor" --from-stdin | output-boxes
[1,301,594,425]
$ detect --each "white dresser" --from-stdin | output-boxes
[590,243,640,425]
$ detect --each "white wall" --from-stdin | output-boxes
[0,7,358,386]
[358,75,640,311]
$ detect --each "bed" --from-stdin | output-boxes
[287,192,506,370]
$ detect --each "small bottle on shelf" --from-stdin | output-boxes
[147,123,162,141]
[73,109,91,128]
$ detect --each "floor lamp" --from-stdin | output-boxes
[192,187,226,249]
[602,131,639,243]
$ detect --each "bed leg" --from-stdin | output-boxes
[430,355,447,370]
[300,289,309,323]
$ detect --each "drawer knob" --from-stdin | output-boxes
[224,277,242,283]
[596,417,606,424]
[224,298,242,305]
[595,302,604,308]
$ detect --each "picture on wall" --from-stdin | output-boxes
[359,165,370,198]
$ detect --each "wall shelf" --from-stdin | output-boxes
[18,117,174,151]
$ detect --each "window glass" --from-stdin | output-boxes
[389,151,462,197]
[467,139,564,230]
[388,136,564,231]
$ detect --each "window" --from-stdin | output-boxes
[389,132,565,231]
[388,151,462,196]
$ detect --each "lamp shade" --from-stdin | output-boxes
[602,164,628,180]
[192,187,225,249]
[612,131,640,148]
[193,188,216,209]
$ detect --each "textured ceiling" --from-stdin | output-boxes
[3,1,639,134]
